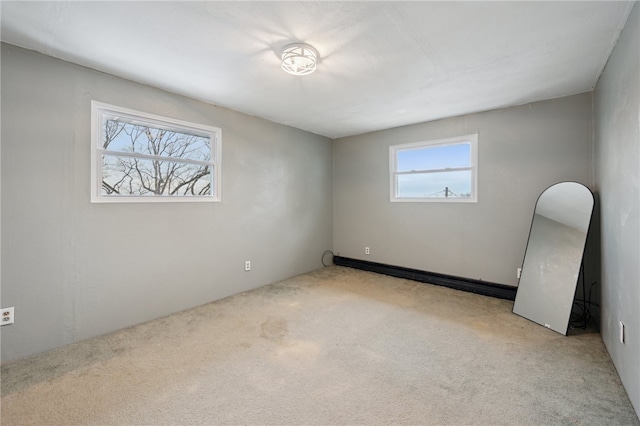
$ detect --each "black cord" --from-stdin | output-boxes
[586,280,600,329]
[569,262,591,329]
[569,260,597,329]
[321,250,334,267]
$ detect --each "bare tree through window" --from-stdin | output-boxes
[91,101,221,203]
[101,120,213,197]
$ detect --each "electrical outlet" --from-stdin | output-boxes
[244,260,251,271]
[517,268,522,279]
[619,321,625,344]
[365,247,370,255]
[1,307,15,326]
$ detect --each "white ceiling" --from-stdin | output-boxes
[0,1,635,139]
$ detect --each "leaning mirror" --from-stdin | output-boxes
[513,182,594,335]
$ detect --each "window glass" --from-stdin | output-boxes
[104,120,212,162]
[396,170,472,199]
[101,155,214,197]
[397,143,471,172]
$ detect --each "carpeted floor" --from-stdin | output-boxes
[1,266,638,425]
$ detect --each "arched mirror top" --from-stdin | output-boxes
[535,182,594,233]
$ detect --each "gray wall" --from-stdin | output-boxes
[594,3,640,415]
[334,93,593,286]
[0,44,333,362]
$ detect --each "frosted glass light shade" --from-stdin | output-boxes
[281,43,318,76]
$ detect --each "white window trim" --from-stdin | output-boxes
[91,101,222,203]
[389,133,478,203]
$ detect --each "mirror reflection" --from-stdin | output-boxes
[513,182,594,335]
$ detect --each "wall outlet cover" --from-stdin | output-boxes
[1,307,15,326]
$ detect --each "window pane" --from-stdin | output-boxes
[397,143,470,172]
[397,170,472,198]
[104,120,212,162]
[102,155,213,196]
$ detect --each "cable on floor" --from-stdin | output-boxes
[321,250,334,267]
[569,262,598,329]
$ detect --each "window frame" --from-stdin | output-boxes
[389,133,478,203]
[91,101,222,203]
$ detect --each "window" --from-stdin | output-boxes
[390,134,477,202]
[91,101,221,202]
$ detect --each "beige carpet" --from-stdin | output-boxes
[1,266,638,425]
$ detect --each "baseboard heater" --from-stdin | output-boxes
[333,256,516,301]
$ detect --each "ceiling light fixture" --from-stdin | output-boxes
[281,43,318,76]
